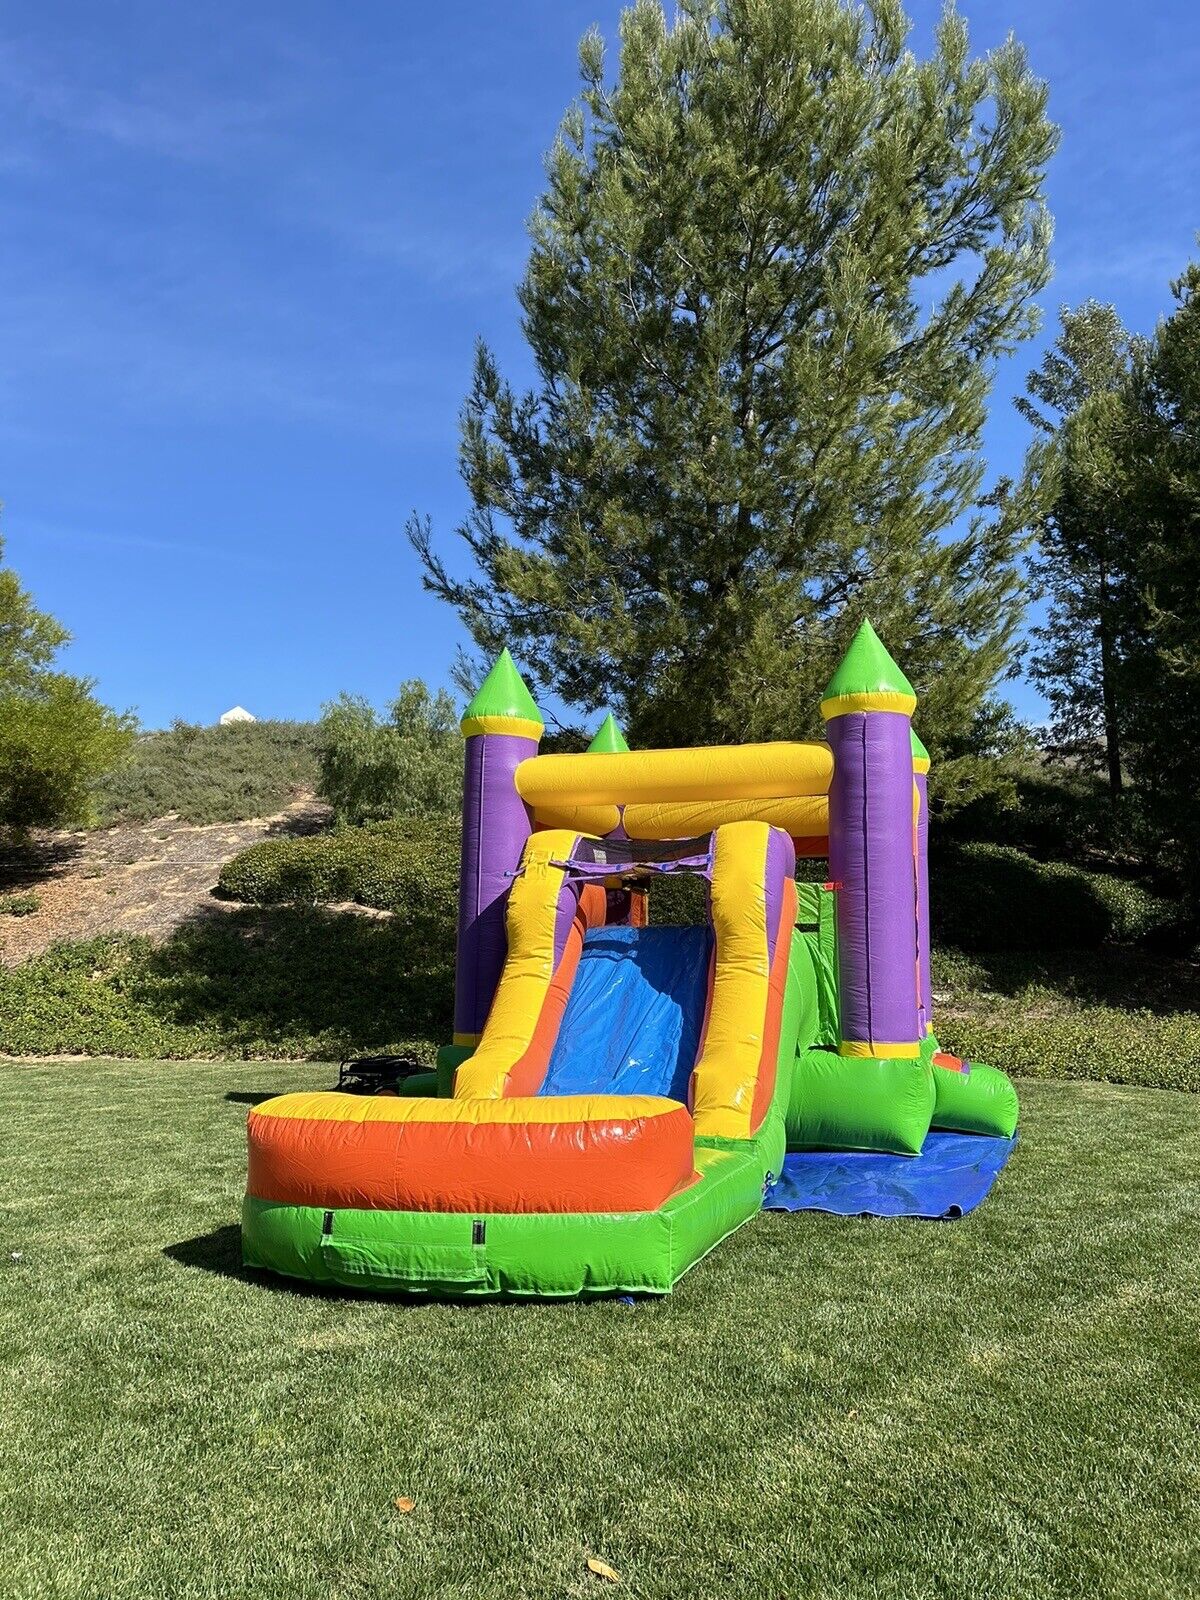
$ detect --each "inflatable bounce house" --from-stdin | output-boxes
[243,621,1018,1297]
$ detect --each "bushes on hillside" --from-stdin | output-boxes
[219,823,1179,958]
[932,948,1200,1093]
[933,843,1178,952]
[0,910,452,1060]
[217,818,459,930]
[93,720,320,826]
[936,765,1176,888]
[317,682,460,826]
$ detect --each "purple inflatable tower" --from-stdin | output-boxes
[821,621,921,1059]
[453,649,544,1046]
[911,728,933,1036]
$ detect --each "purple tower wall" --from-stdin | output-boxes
[914,768,932,1035]
[454,731,537,1044]
[826,711,921,1057]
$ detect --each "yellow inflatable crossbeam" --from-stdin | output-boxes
[528,794,829,839]
[516,742,833,810]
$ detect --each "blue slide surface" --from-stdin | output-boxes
[539,925,711,1102]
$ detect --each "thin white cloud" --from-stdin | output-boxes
[13,516,283,574]
[0,268,463,440]
[0,37,299,164]
[1052,241,1194,295]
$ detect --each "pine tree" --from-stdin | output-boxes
[1017,301,1142,795]
[1118,262,1200,895]
[412,0,1056,795]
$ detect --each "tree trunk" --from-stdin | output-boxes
[1098,565,1123,797]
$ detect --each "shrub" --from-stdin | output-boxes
[932,948,1200,1094]
[0,908,452,1060]
[0,677,135,835]
[0,542,136,834]
[0,891,39,916]
[217,818,460,928]
[317,682,461,826]
[932,842,1179,952]
[93,720,320,826]
[647,871,707,926]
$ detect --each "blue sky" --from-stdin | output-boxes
[1,1,1198,730]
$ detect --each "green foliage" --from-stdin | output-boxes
[317,681,461,826]
[0,891,39,916]
[225,825,1180,961]
[1113,260,1200,900]
[937,762,1142,868]
[933,842,1177,952]
[0,907,452,1060]
[0,675,135,835]
[0,563,68,688]
[0,537,135,834]
[646,871,707,927]
[414,0,1056,801]
[1017,302,1142,794]
[217,816,458,918]
[934,948,1200,1093]
[92,720,320,827]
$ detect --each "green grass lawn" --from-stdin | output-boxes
[2,1063,1198,1600]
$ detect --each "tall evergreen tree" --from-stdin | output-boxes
[412,0,1056,794]
[1017,301,1141,795]
[1118,262,1200,894]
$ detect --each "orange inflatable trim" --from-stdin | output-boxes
[504,883,608,1097]
[247,1094,696,1215]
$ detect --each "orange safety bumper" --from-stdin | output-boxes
[247,1092,697,1215]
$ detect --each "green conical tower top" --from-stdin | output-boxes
[910,727,930,770]
[460,648,544,739]
[820,618,916,720]
[587,713,630,755]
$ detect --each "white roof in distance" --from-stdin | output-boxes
[219,706,257,725]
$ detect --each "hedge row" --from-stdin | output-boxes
[932,949,1200,1094]
[218,827,1181,956]
[932,843,1179,952]
[2,900,1196,1090]
[216,818,459,926]
[2,827,1195,1084]
[0,909,451,1061]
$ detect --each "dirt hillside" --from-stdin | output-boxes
[0,795,329,967]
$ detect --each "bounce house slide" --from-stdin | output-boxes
[536,925,710,1101]
[244,822,807,1297]
[243,624,1021,1300]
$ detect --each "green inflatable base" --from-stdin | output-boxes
[435,1043,473,1097]
[243,1145,765,1298]
[396,1069,438,1098]
[930,1058,1019,1138]
[786,1048,935,1155]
